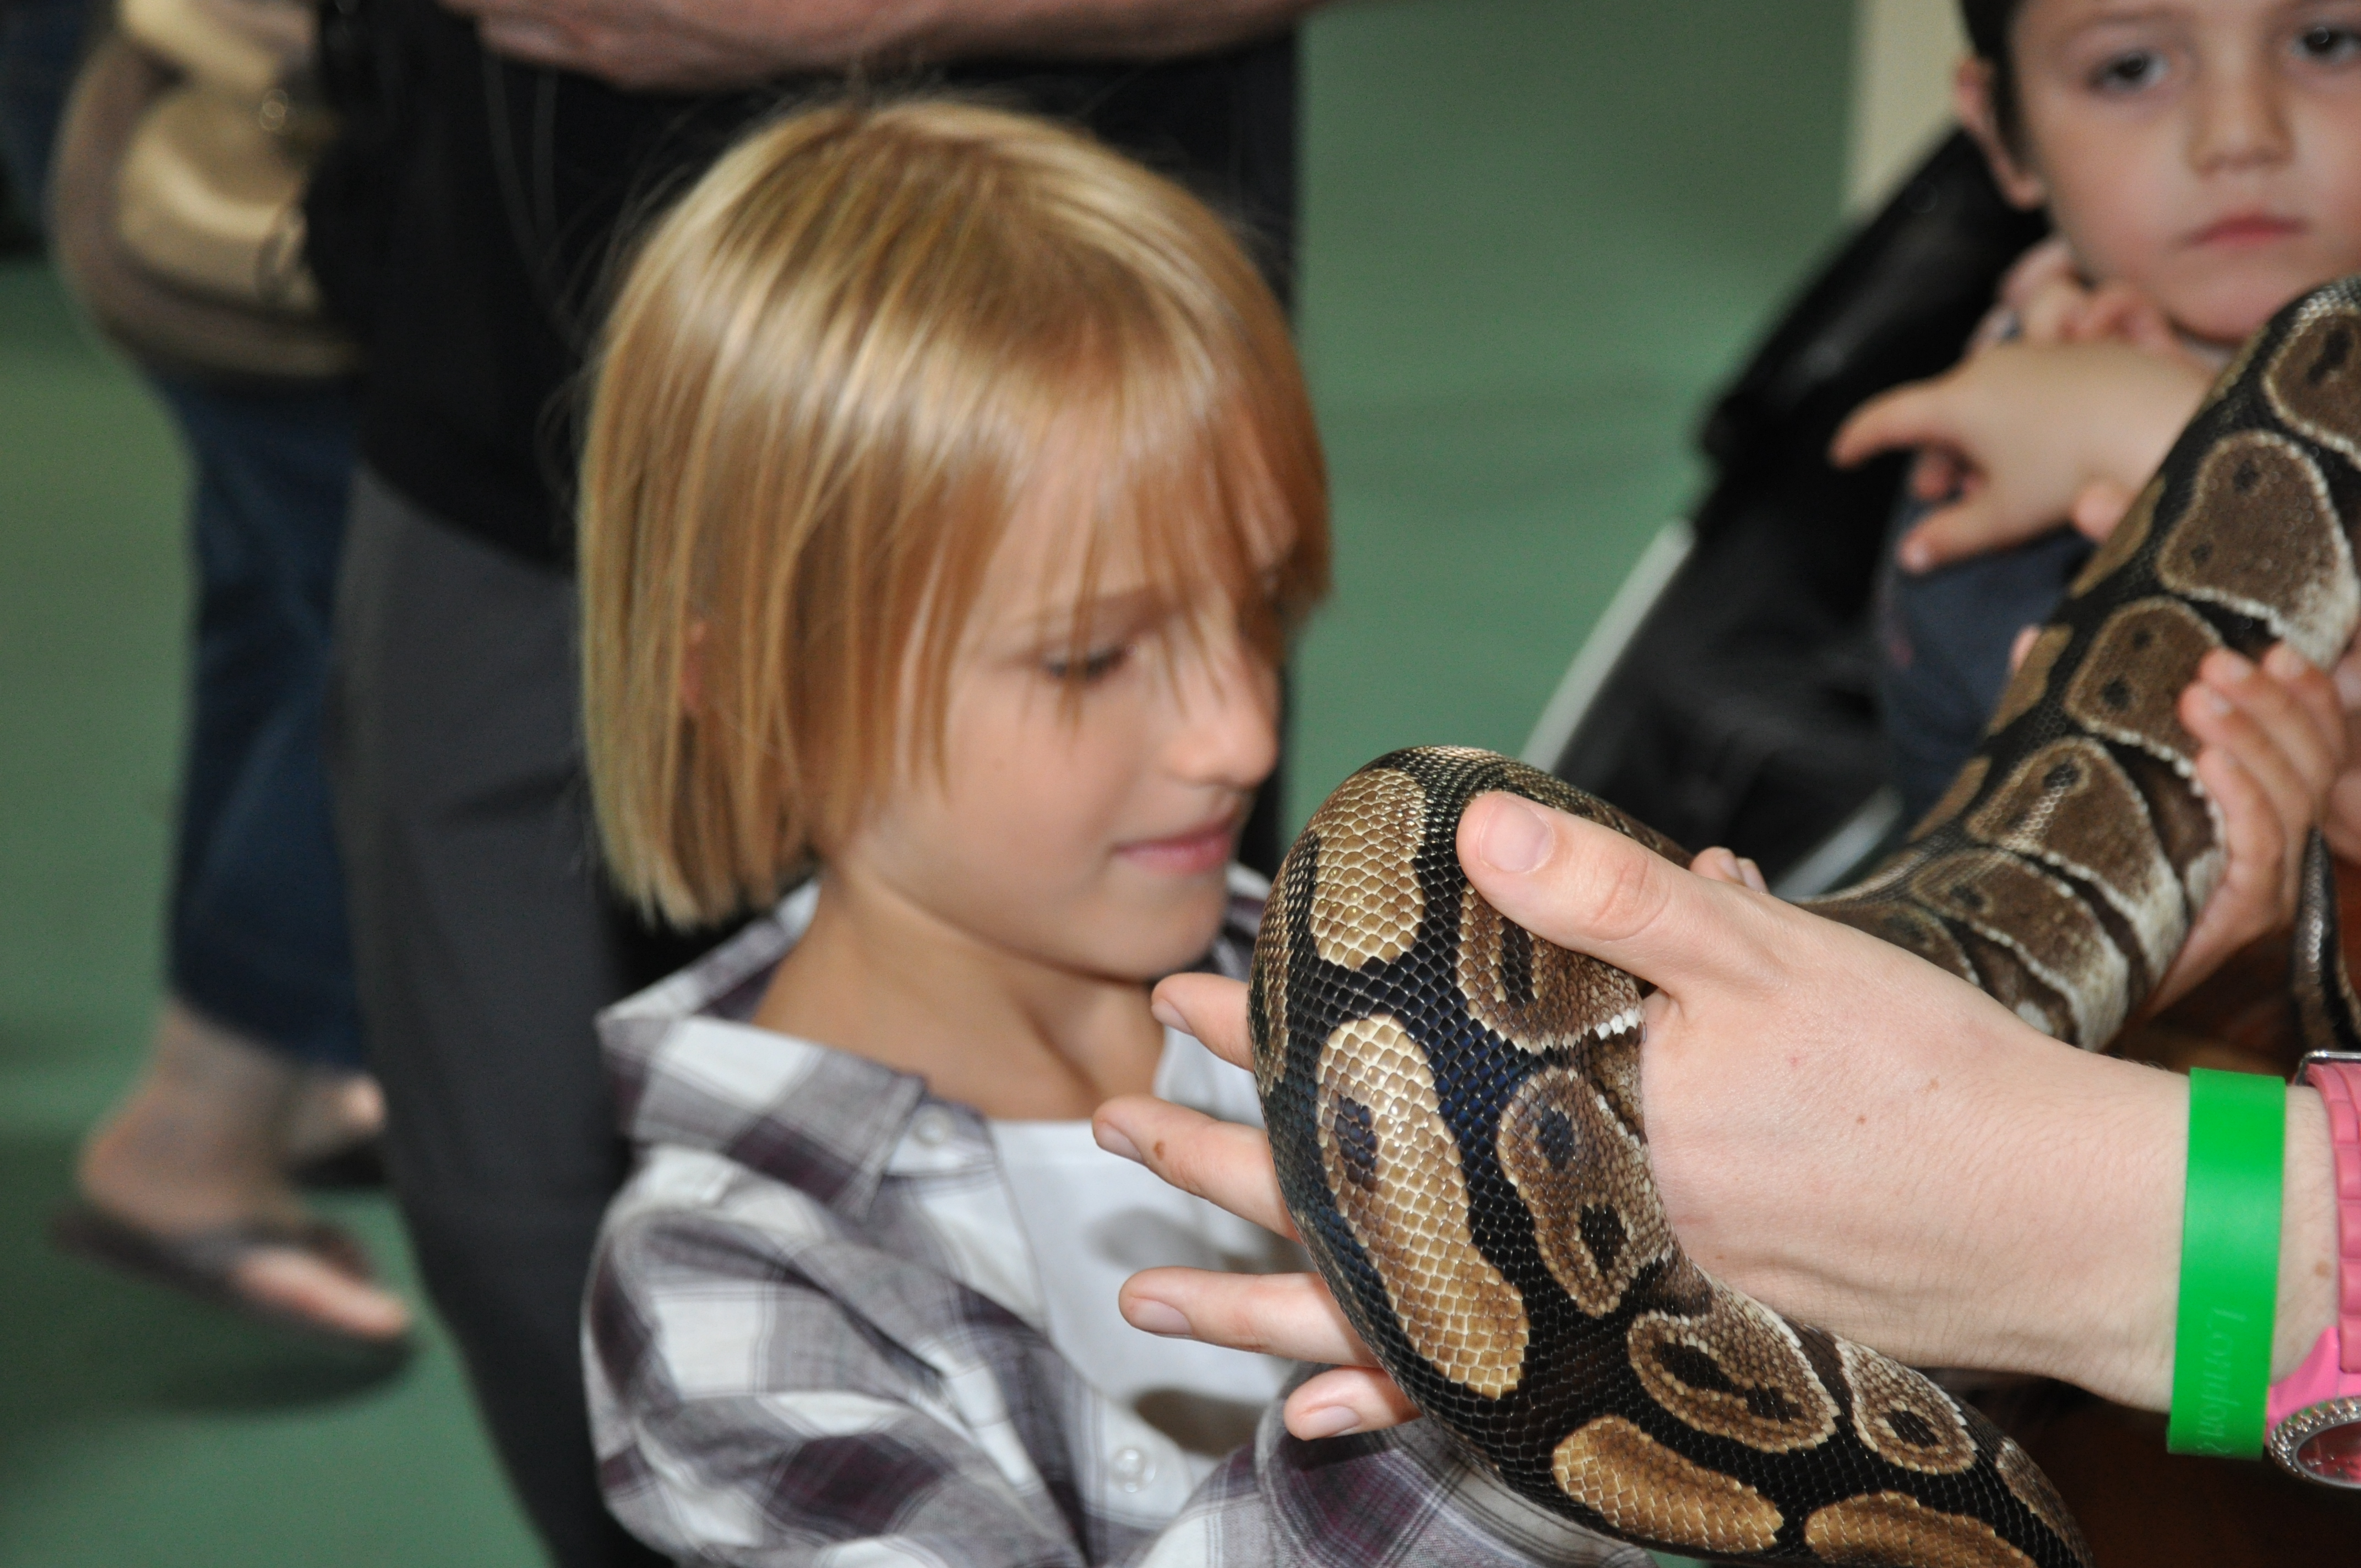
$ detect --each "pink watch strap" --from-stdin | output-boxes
[2268,1057,2361,1433]
[2315,1060,2361,1376]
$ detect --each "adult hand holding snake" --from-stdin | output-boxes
[1097,793,2338,1435]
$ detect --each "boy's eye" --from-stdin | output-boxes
[1044,645,1129,683]
[2295,24,2361,63]
[2089,48,2168,94]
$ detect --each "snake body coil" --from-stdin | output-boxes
[1252,280,2361,1566]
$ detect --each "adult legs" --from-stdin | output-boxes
[73,377,406,1341]
[328,467,669,1567]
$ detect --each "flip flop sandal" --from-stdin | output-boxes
[49,1200,414,1355]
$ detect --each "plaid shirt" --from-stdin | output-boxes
[586,875,1648,1568]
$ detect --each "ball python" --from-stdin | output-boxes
[1250,277,2361,1567]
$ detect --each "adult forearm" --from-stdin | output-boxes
[876,0,1320,62]
[1812,1050,2337,1413]
[450,0,1323,95]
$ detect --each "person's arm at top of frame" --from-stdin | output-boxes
[1095,799,2341,1441]
[442,0,1328,95]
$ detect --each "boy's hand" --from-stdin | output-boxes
[2155,643,2347,1006]
[1832,341,2211,573]
[1998,238,2186,357]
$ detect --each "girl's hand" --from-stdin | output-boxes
[1831,341,2211,574]
[2156,643,2348,1006]
[1095,987,1419,1441]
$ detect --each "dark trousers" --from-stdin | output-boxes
[327,467,671,1567]
[161,378,366,1068]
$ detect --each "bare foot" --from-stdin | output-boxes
[76,1000,412,1342]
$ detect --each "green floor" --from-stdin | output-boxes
[0,3,1851,1562]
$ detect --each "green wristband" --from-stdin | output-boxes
[2166,1068,2286,1457]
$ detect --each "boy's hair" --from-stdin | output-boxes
[579,100,1330,927]
[1958,0,2025,149]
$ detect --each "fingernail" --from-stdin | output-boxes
[2265,644,2306,678]
[1295,1406,1360,1439]
[1094,1120,1143,1163]
[1897,540,1930,573]
[1739,858,1767,893]
[1477,797,1551,874]
[1127,1299,1189,1336]
[2216,650,2254,682]
[1149,994,1187,1032]
[2199,688,2233,717]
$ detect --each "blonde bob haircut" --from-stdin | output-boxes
[581,99,1330,928]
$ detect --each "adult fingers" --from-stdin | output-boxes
[1119,1266,1361,1363]
[1150,972,1252,1073]
[1456,794,1777,994]
[1093,1095,1297,1239]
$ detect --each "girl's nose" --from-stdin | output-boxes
[1167,635,1280,792]
[2189,54,2293,173]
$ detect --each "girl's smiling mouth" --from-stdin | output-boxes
[1117,812,1242,875]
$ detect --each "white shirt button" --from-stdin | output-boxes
[1109,1445,1154,1493]
[910,1108,955,1147]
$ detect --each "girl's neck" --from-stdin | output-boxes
[752,870,1167,1121]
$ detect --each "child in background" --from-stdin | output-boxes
[572,101,1644,1568]
[1834,0,2361,960]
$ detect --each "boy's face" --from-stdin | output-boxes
[1970,0,2361,344]
[834,455,1284,988]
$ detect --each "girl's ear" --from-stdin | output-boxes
[681,619,709,716]
[1955,56,2048,211]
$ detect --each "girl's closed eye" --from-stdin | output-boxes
[1043,643,1131,684]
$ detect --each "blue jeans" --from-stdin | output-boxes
[159,378,367,1070]
[0,0,87,221]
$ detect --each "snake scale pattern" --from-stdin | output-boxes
[1250,277,2361,1566]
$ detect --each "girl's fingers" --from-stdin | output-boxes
[1150,972,1253,1072]
[1282,1366,1422,1440]
[1119,1266,1365,1364]
[1094,1095,1297,1239]
[1689,846,1768,894]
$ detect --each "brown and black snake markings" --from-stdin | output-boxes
[1251,279,2361,1566]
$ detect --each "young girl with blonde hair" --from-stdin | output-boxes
[574,100,1645,1567]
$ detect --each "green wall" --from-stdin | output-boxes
[1292,0,1855,823]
